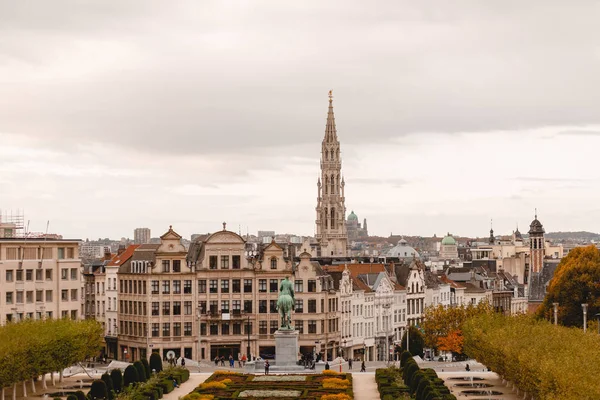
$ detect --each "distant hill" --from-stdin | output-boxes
[545,231,600,241]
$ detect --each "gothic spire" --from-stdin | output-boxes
[324,90,337,143]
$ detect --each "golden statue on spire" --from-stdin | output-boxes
[328,90,333,100]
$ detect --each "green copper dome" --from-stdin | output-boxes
[347,211,358,221]
[441,233,456,246]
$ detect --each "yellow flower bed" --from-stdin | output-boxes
[213,370,242,375]
[182,394,215,400]
[322,378,350,389]
[199,381,227,390]
[321,370,341,376]
[321,394,351,400]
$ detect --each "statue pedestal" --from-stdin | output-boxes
[274,329,299,368]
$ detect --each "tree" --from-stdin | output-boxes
[74,391,87,400]
[140,358,151,379]
[89,380,108,400]
[123,365,139,387]
[400,326,425,358]
[100,373,114,400]
[436,329,464,355]
[149,352,163,373]
[110,369,123,393]
[537,245,600,327]
[133,361,147,382]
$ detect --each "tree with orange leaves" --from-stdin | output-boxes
[437,329,464,354]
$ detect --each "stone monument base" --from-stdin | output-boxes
[274,329,299,367]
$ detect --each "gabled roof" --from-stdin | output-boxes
[160,226,182,240]
[351,276,373,292]
[107,245,140,266]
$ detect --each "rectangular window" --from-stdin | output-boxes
[67,247,74,259]
[233,323,241,335]
[61,290,68,302]
[5,292,13,304]
[173,301,181,315]
[221,279,229,293]
[152,302,159,316]
[57,248,65,259]
[270,279,278,293]
[70,268,78,280]
[308,320,317,333]
[23,248,36,260]
[71,289,77,301]
[259,300,267,314]
[173,260,181,273]
[209,256,218,269]
[221,323,230,335]
[61,269,68,280]
[308,280,316,292]
[232,279,241,293]
[151,280,159,294]
[269,300,277,313]
[26,290,33,303]
[45,269,52,281]
[45,290,52,302]
[245,322,253,335]
[270,320,278,334]
[5,270,13,282]
[295,299,303,313]
[232,255,241,269]
[162,260,170,272]
[24,269,33,281]
[198,280,207,293]
[163,302,171,316]
[295,320,304,334]
[162,323,170,337]
[152,323,159,337]
[221,255,229,269]
[173,280,181,294]
[221,300,229,313]
[294,280,303,292]
[184,322,192,336]
[184,280,192,294]
[184,301,192,315]
[6,248,18,260]
[244,279,252,293]
[259,279,267,293]
[42,248,52,259]
[173,322,181,336]
[210,323,218,335]
[244,300,253,313]
[200,323,207,336]
[209,301,218,314]
[35,269,42,281]
[259,321,267,335]
[162,281,170,294]
[232,300,241,314]
[71,310,77,320]
[209,280,218,293]
[308,299,317,313]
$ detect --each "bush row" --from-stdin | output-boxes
[105,366,189,400]
[463,313,600,400]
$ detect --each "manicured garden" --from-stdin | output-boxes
[375,351,456,400]
[182,370,353,400]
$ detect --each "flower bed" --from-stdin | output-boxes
[186,371,353,400]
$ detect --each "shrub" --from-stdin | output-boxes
[149,352,163,373]
[400,350,413,367]
[199,381,227,390]
[100,373,114,400]
[110,369,123,393]
[322,395,351,400]
[141,358,151,378]
[213,370,241,375]
[124,365,140,387]
[157,379,174,394]
[134,360,147,382]
[322,370,340,375]
[322,378,350,389]
[67,395,78,400]
[54,397,62,400]
[89,379,109,400]
[74,391,87,400]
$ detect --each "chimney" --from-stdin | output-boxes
[117,245,126,256]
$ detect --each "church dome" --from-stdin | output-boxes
[347,211,358,221]
[528,217,545,235]
[386,239,419,259]
[441,233,456,246]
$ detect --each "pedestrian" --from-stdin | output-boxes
[220,356,225,366]
[465,364,470,372]
[348,358,353,370]
[214,356,219,366]
[360,361,366,372]
[264,360,270,375]
[181,358,185,367]
[325,361,330,370]
[241,354,247,367]
[229,355,234,368]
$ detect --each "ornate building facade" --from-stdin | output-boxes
[315,91,348,257]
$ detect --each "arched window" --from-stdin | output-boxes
[411,282,415,293]
[270,257,277,270]
[324,176,328,194]
[331,207,336,229]
[324,208,328,229]
[330,174,335,194]
[330,150,334,160]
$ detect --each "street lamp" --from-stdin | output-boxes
[552,302,559,326]
[582,304,588,333]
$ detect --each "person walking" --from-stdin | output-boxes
[348,358,353,370]
[264,360,270,375]
[229,355,234,368]
[181,358,185,367]
[214,356,219,366]
[360,361,366,372]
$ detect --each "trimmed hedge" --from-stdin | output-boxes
[117,367,189,400]
[134,361,147,382]
[377,362,456,400]
[149,352,163,373]
[89,380,108,400]
[110,369,123,393]
[124,365,139,387]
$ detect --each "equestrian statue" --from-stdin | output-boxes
[276,276,295,330]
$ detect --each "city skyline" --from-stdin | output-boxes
[2,1,600,239]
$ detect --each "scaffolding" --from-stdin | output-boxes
[0,209,25,237]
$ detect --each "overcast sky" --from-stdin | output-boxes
[2,1,600,240]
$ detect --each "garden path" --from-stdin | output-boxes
[162,373,211,400]
[351,373,379,400]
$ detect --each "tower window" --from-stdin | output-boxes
[270,257,277,270]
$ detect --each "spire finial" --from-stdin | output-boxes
[223,222,226,231]
[535,208,537,219]
[328,89,333,102]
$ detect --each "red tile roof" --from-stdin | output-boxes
[107,245,140,266]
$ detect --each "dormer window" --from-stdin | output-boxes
[270,257,277,270]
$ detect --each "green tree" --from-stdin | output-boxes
[133,361,147,382]
[100,373,114,400]
[149,352,163,373]
[400,326,425,357]
[110,369,123,393]
[89,380,108,400]
[140,358,151,378]
[537,245,600,327]
[123,365,139,387]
